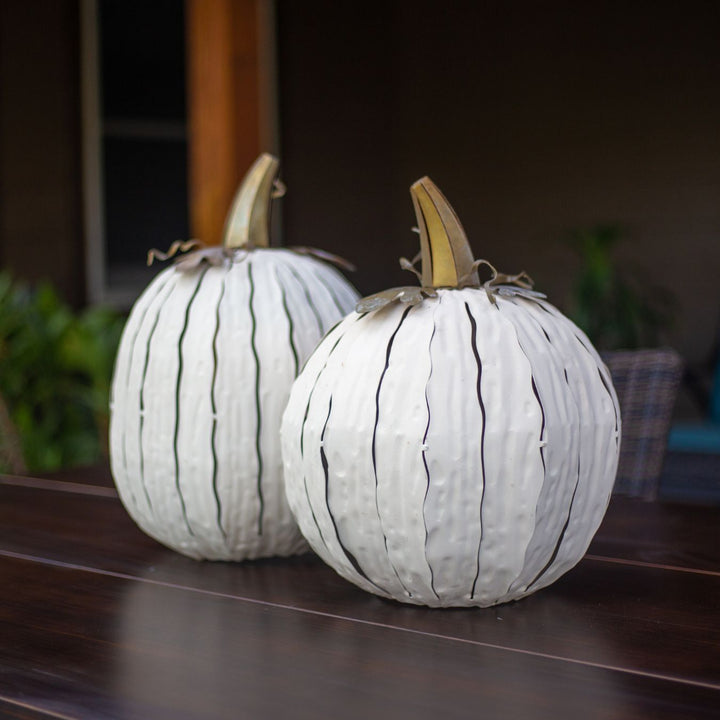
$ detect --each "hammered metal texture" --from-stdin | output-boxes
[281,288,620,607]
[110,249,359,560]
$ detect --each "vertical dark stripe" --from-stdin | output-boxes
[248,261,264,535]
[371,305,414,598]
[539,306,618,438]
[569,326,621,428]
[137,277,178,515]
[299,325,356,552]
[210,272,227,540]
[421,315,440,601]
[287,264,324,336]
[571,327,596,356]
[523,314,573,441]
[174,268,209,536]
[564,326,617,490]
[321,396,386,592]
[300,339,344,458]
[531,379,547,473]
[525,456,581,592]
[465,303,488,599]
[505,297,584,594]
[533,299,555,316]
[518,299,583,590]
[119,272,172,511]
[276,266,299,376]
[597,367,620,442]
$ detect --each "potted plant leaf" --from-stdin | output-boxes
[0,273,123,473]
[566,225,680,500]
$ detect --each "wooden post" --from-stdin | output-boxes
[186,0,264,245]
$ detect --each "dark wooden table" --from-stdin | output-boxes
[1,466,719,719]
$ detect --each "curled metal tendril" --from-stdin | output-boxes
[399,252,423,282]
[355,252,543,314]
[147,240,202,266]
[147,241,235,272]
[271,179,287,199]
[146,239,355,274]
[470,259,538,305]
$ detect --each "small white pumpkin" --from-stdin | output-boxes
[281,177,621,607]
[109,154,359,560]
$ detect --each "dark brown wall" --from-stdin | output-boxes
[1,0,718,372]
[0,0,84,306]
[277,1,720,367]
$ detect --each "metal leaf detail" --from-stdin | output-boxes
[356,286,437,313]
[147,241,239,273]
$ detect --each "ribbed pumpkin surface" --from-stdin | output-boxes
[281,288,620,607]
[110,249,358,560]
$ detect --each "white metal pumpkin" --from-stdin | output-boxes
[109,154,359,560]
[281,177,621,607]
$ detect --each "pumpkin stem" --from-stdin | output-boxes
[410,177,479,289]
[222,153,281,249]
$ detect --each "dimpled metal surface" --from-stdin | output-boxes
[110,249,358,560]
[281,288,620,607]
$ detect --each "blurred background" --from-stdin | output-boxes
[0,0,718,489]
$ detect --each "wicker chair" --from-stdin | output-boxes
[602,348,683,500]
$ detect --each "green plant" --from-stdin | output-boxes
[0,273,124,472]
[566,225,674,351]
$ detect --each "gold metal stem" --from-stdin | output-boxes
[222,153,280,248]
[410,177,479,289]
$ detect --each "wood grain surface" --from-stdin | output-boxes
[1,468,719,719]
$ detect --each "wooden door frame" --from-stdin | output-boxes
[186,0,279,247]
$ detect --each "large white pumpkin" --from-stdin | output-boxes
[109,154,359,560]
[281,177,621,607]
